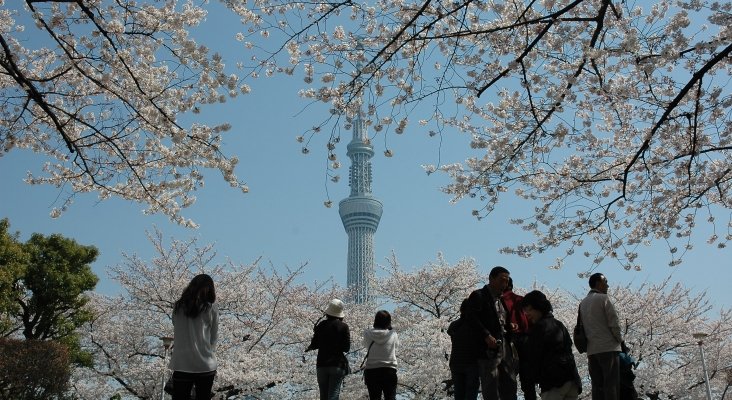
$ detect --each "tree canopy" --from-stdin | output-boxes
[2,0,730,269]
[0,218,27,334]
[227,0,732,271]
[0,218,98,365]
[1,0,248,227]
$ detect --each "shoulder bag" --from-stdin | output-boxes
[573,306,588,354]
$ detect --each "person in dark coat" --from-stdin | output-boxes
[448,298,482,400]
[306,298,351,400]
[465,266,517,400]
[521,290,582,400]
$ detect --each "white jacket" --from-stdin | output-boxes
[363,328,399,370]
[169,303,219,372]
[580,290,622,355]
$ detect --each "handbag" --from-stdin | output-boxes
[340,353,352,375]
[573,306,588,354]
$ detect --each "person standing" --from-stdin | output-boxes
[503,278,535,400]
[448,299,481,400]
[169,274,219,400]
[306,298,351,400]
[466,266,517,400]
[521,290,582,400]
[363,310,399,400]
[580,273,623,400]
[618,342,640,400]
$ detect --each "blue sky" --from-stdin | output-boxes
[1,2,729,309]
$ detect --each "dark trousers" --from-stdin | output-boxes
[514,334,537,400]
[364,367,397,400]
[172,370,216,400]
[478,354,517,400]
[451,365,480,400]
[588,352,620,400]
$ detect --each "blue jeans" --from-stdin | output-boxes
[451,365,480,400]
[316,366,347,400]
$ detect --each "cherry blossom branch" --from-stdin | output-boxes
[623,42,732,198]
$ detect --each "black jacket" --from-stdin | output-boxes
[308,317,351,367]
[447,317,481,370]
[527,313,582,393]
[466,285,511,358]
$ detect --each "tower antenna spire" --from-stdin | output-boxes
[339,37,383,304]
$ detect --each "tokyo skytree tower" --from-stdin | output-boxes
[338,111,383,304]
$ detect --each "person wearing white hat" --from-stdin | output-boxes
[306,299,351,400]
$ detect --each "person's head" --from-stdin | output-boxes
[589,273,609,294]
[488,266,511,292]
[505,277,514,293]
[373,310,392,330]
[520,290,552,323]
[459,298,469,317]
[174,273,216,318]
[324,298,345,320]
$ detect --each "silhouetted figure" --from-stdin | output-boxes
[169,274,218,400]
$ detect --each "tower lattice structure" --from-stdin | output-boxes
[339,112,382,304]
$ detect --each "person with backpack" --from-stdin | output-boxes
[579,273,623,400]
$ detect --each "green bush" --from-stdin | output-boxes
[0,338,71,400]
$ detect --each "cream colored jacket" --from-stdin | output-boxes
[579,290,622,355]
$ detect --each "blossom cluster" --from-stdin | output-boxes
[1,0,248,226]
[227,0,732,269]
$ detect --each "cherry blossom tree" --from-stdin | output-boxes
[0,1,248,226]
[72,229,356,399]
[371,254,485,398]
[611,279,732,400]
[230,0,732,271]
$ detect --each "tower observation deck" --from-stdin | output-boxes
[339,113,382,304]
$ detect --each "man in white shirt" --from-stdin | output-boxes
[580,273,622,400]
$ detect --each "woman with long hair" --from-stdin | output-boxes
[363,310,399,400]
[169,274,218,400]
[521,290,582,400]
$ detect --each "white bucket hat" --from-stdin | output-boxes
[324,298,345,318]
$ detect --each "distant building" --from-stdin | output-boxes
[339,112,382,304]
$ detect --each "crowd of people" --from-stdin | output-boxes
[164,269,639,400]
[443,267,637,400]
